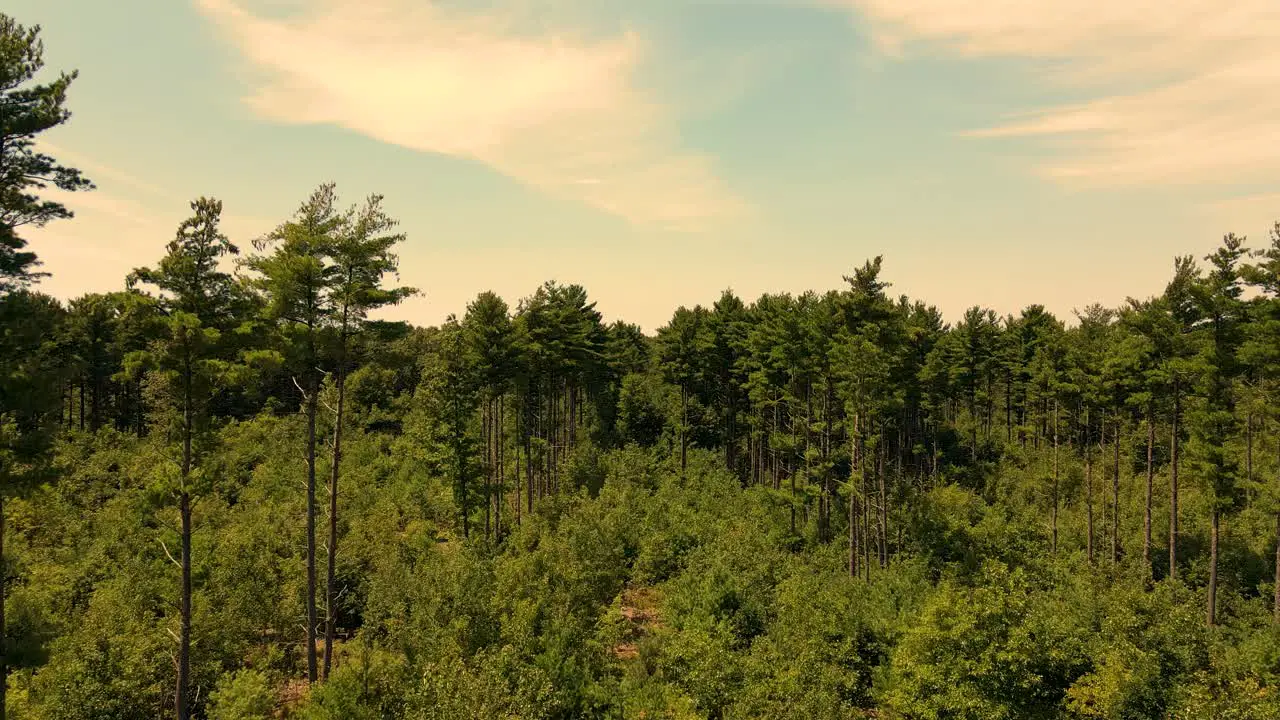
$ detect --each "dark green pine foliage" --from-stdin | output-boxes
[1240,223,1280,621]
[462,291,517,538]
[1188,234,1248,626]
[0,14,93,291]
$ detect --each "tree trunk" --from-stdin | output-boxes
[1274,511,1280,623]
[177,351,194,720]
[680,386,688,477]
[484,398,492,540]
[178,490,192,720]
[305,382,318,684]
[1144,409,1154,570]
[1086,407,1094,564]
[1170,383,1180,580]
[1,488,6,720]
[848,414,859,577]
[1112,414,1121,564]
[1208,507,1219,626]
[1052,400,1059,554]
[323,357,347,681]
[878,430,887,568]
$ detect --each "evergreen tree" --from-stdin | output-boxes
[127,197,240,720]
[321,193,413,678]
[1241,223,1280,620]
[0,13,93,291]
[241,184,342,684]
[1189,234,1248,625]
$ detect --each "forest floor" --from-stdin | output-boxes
[613,585,662,661]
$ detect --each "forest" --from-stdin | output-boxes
[7,10,1280,720]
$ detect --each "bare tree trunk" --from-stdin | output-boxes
[1170,383,1180,580]
[1208,508,1219,626]
[1273,510,1280,623]
[1112,414,1121,564]
[323,355,347,680]
[178,490,192,720]
[848,414,859,577]
[1152,407,1162,568]
[1086,407,1094,564]
[177,352,194,720]
[496,396,504,541]
[484,398,492,540]
[1052,400,1059,554]
[681,386,688,477]
[878,430,887,568]
[0,489,5,720]
[305,382,318,684]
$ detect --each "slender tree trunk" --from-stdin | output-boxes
[680,386,688,477]
[0,488,5,720]
[1208,508,1219,626]
[525,396,534,514]
[1086,407,1094,564]
[878,430,887,568]
[1170,383,1180,580]
[323,348,347,680]
[456,393,469,539]
[484,398,492,540]
[178,490,192,720]
[1052,400,1059,554]
[1112,414,1121,564]
[848,414,859,577]
[176,351,194,720]
[1246,413,1254,487]
[1152,407,1162,568]
[515,395,522,527]
[305,381,318,684]
[1274,510,1280,623]
[496,395,504,541]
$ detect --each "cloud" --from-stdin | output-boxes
[836,0,1280,188]
[194,0,744,230]
[1199,192,1280,237]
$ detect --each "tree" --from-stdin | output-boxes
[321,194,413,678]
[1188,234,1247,626]
[658,306,711,478]
[0,13,93,291]
[1241,222,1280,620]
[128,197,240,720]
[1162,255,1201,580]
[241,184,342,684]
[462,291,516,541]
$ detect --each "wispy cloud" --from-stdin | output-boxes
[835,0,1280,189]
[194,0,745,230]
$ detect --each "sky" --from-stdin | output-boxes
[11,0,1280,332]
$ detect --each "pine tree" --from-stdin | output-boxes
[128,197,240,720]
[1189,234,1247,626]
[321,194,413,678]
[1241,223,1280,620]
[241,184,343,684]
[0,13,93,291]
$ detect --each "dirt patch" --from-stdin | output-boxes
[274,678,309,718]
[613,585,661,661]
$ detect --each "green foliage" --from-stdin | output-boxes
[0,13,94,289]
[207,668,274,720]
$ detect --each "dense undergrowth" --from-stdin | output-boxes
[11,420,1280,719]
